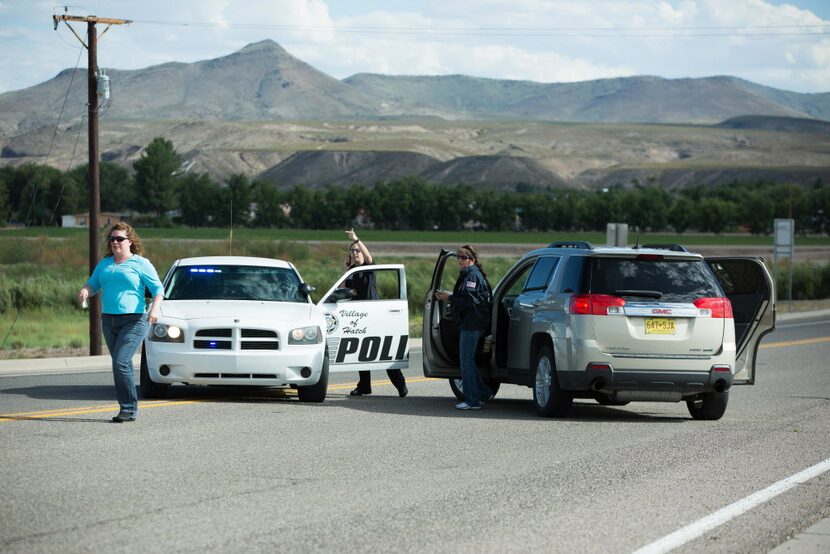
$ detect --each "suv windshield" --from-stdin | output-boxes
[165,265,306,302]
[589,257,723,302]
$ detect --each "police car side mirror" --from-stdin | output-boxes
[299,283,315,297]
[325,287,355,303]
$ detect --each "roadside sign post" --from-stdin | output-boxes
[773,218,794,307]
[607,223,628,247]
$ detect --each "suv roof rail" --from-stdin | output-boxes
[641,243,688,252]
[548,241,593,249]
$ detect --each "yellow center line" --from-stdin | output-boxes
[0,376,442,422]
[0,399,213,421]
[760,336,830,349]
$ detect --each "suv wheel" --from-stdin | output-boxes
[449,377,500,402]
[686,390,729,420]
[533,344,572,418]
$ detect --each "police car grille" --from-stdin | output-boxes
[241,329,279,350]
[241,329,277,338]
[241,341,279,350]
[192,328,279,350]
[194,340,232,350]
[196,328,232,337]
[193,373,278,379]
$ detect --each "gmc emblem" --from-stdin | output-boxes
[652,308,672,314]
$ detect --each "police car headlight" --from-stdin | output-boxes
[150,323,184,343]
[289,325,321,344]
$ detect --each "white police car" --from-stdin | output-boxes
[141,256,409,402]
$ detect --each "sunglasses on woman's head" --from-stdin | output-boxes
[456,255,470,260]
[349,248,361,253]
[109,236,128,243]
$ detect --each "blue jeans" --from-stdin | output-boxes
[102,313,147,416]
[459,329,492,406]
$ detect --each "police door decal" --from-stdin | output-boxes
[319,265,410,373]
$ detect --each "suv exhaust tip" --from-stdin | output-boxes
[590,378,606,392]
[713,379,729,393]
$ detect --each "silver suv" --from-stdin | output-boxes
[423,242,775,419]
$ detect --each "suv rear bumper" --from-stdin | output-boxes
[558,367,732,396]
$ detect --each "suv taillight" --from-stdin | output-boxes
[570,294,626,315]
[693,297,733,318]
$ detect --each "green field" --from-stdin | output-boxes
[1,228,828,355]
[3,227,829,246]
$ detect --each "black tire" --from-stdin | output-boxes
[139,345,168,399]
[298,354,328,403]
[594,393,630,406]
[532,344,572,417]
[448,377,500,402]
[687,391,729,420]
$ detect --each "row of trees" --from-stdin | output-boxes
[1,137,828,234]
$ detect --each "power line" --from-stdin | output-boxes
[131,18,829,38]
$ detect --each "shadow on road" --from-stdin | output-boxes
[2,383,686,422]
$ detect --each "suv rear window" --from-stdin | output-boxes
[588,257,723,302]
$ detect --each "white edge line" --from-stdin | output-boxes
[632,457,830,554]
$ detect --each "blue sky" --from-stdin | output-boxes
[0,0,827,94]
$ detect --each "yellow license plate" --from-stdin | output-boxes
[645,318,676,335]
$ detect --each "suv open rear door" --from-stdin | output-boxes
[705,257,776,384]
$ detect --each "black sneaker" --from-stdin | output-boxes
[112,413,136,423]
[350,387,371,396]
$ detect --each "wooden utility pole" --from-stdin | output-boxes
[53,14,131,355]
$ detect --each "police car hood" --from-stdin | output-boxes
[160,300,320,322]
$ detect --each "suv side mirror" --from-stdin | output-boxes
[299,283,315,297]
[325,287,355,303]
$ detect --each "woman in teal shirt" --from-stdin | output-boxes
[78,222,164,423]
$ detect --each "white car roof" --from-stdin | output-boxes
[173,256,295,269]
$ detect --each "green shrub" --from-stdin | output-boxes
[772,261,830,300]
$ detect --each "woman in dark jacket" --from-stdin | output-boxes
[435,245,493,410]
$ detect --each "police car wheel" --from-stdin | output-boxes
[686,390,729,420]
[532,344,572,418]
[139,345,168,399]
[297,354,328,403]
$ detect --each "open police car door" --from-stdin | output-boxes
[319,264,409,374]
[422,250,463,379]
[705,257,776,384]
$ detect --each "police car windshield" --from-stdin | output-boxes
[589,258,723,302]
[165,265,306,302]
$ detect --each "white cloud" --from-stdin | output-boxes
[0,0,827,94]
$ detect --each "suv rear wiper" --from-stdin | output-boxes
[614,289,663,299]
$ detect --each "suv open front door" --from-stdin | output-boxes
[705,257,776,384]
[319,264,409,374]
[422,250,462,378]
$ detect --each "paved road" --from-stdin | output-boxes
[1,315,828,553]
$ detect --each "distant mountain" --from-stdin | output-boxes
[1,40,829,191]
[0,40,375,135]
[345,73,828,123]
[1,39,828,139]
